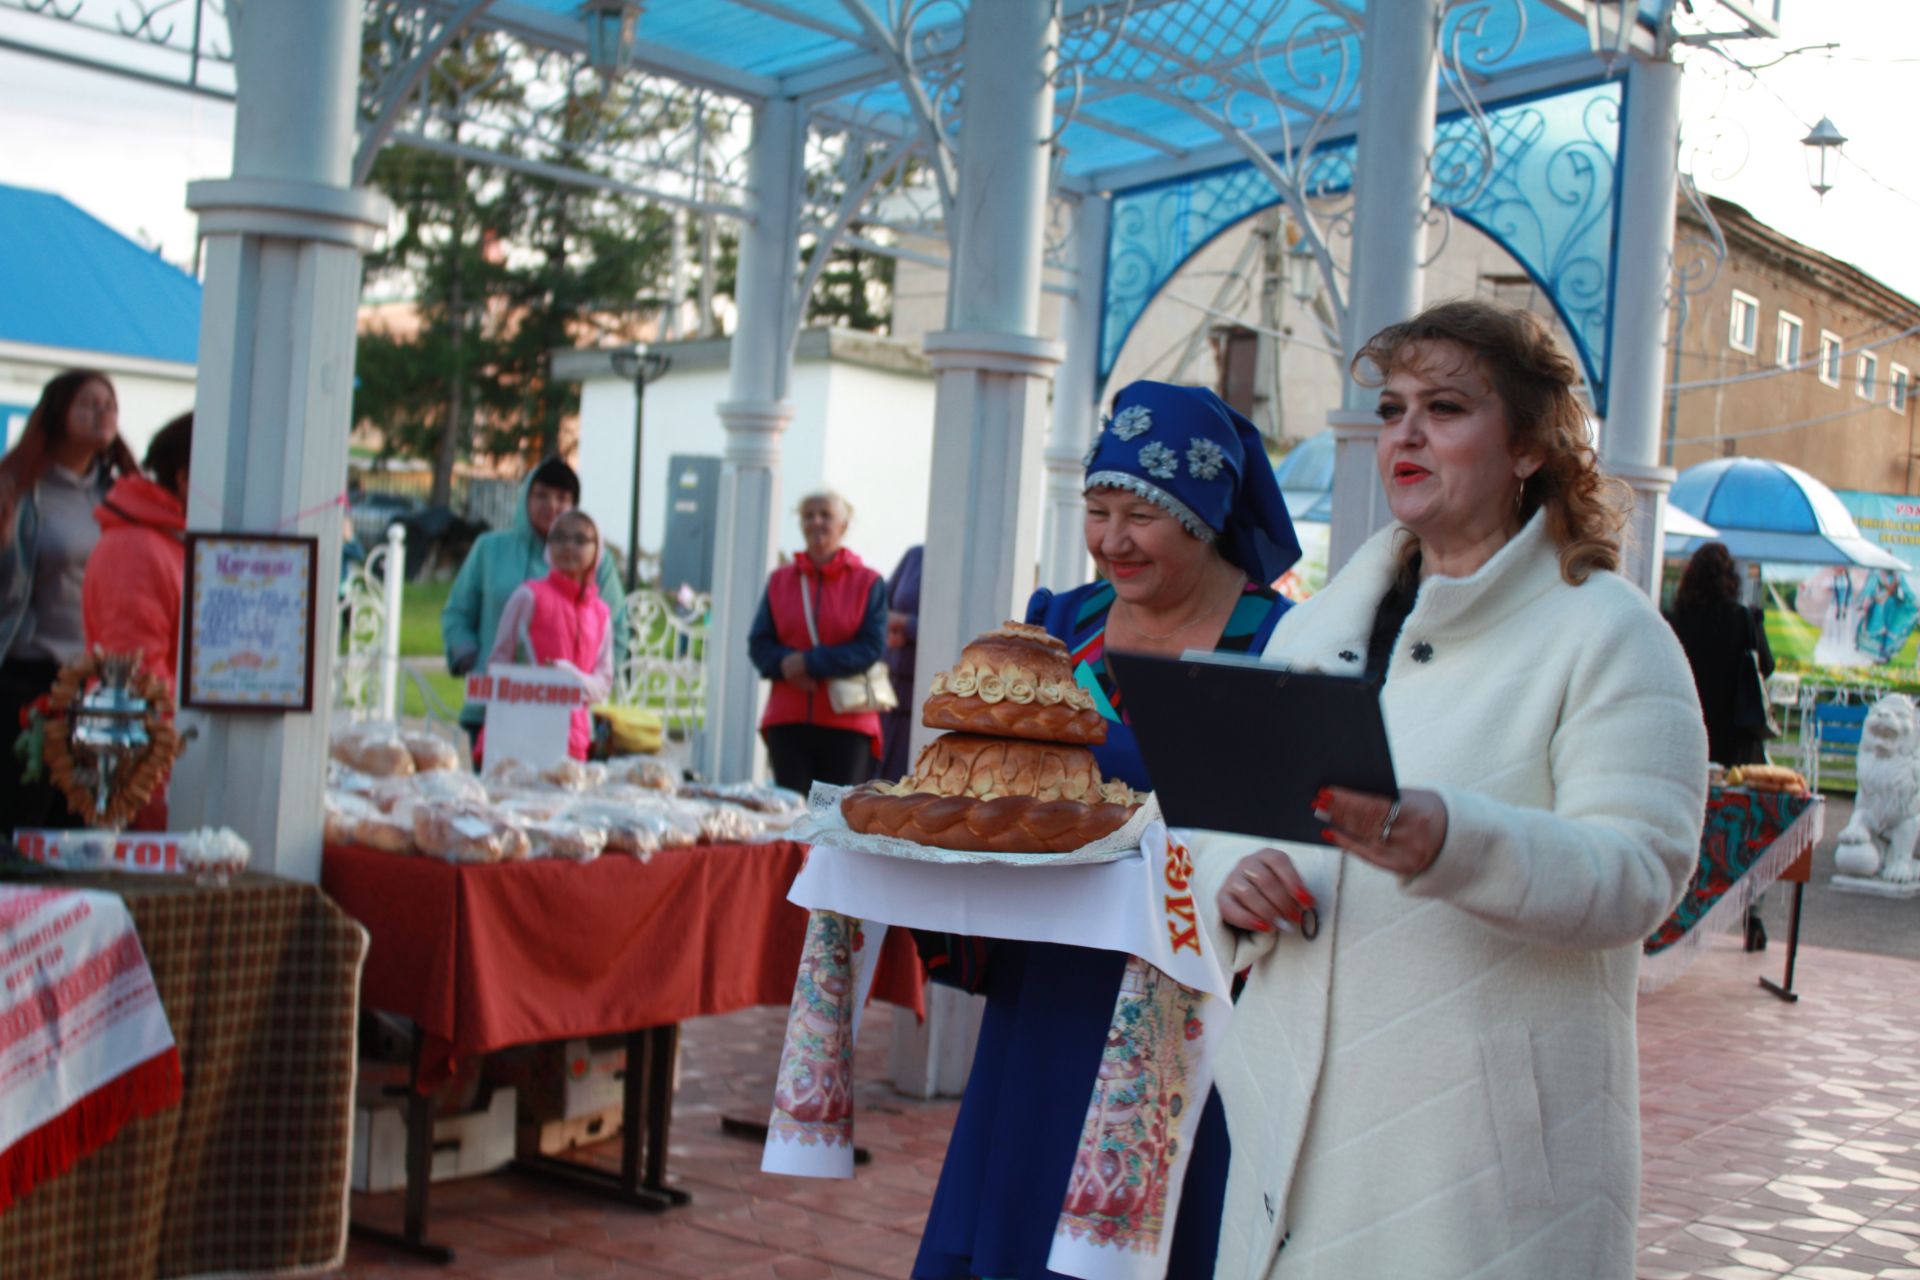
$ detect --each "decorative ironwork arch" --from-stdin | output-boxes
[1099,77,1627,412]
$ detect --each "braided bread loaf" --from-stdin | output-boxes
[922,691,1107,745]
[839,785,1135,853]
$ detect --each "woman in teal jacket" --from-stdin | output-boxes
[441,458,626,761]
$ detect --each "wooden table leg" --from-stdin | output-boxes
[1759,880,1805,1003]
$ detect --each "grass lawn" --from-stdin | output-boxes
[400,578,454,658]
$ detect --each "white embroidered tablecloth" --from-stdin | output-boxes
[763,822,1231,1280]
[0,884,180,1210]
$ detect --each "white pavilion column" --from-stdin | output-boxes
[890,2,1061,1101]
[1602,57,1683,596]
[1039,194,1108,591]
[702,97,804,786]
[1327,0,1438,574]
[170,0,388,882]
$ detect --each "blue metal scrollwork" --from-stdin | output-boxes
[1101,79,1625,413]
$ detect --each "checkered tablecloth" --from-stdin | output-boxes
[0,872,367,1280]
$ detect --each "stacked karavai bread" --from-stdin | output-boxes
[840,622,1143,852]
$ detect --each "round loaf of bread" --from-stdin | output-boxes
[902,733,1136,805]
[925,621,1106,745]
[839,786,1136,853]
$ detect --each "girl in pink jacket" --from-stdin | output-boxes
[483,510,614,762]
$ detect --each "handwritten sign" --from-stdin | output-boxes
[463,662,580,767]
[182,533,319,711]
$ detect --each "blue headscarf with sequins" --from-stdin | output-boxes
[1083,381,1302,585]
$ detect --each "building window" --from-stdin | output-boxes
[1776,312,1803,367]
[1819,331,1843,387]
[1860,352,1880,401]
[1893,364,1911,414]
[1728,290,1759,354]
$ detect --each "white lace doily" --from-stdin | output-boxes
[790,783,1155,867]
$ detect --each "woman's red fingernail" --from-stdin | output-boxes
[1312,787,1333,811]
[1321,827,1338,843]
[1293,886,1316,909]
[1251,921,1272,933]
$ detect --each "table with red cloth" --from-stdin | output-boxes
[321,839,924,1257]
[1641,786,1823,995]
[323,839,924,1088]
[0,872,368,1280]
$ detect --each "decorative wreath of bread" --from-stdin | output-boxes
[840,624,1143,853]
[839,788,1138,853]
[922,622,1107,746]
[42,649,183,829]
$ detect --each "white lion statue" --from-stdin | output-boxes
[1834,693,1920,883]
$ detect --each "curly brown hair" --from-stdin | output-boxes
[1355,300,1628,585]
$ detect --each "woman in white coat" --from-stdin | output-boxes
[1195,300,1708,1279]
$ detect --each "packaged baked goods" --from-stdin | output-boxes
[412,799,531,864]
[371,770,489,812]
[492,790,571,823]
[541,759,608,792]
[403,730,462,773]
[611,756,679,791]
[679,781,806,815]
[182,827,251,879]
[327,760,378,795]
[325,792,413,853]
[483,757,542,791]
[693,801,767,845]
[558,799,665,857]
[331,720,416,778]
[520,817,610,862]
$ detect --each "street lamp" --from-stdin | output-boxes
[610,344,672,591]
[1801,115,1846,199]
[1585,0,1636,74]
[1285,232,1320,305]
[581,0,643,76]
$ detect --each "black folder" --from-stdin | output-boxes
[1104,649,1399,845]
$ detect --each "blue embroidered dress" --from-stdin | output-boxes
[912,578,1289,1280]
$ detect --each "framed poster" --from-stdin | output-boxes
[182,533,320,712]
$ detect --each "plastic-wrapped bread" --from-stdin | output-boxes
[371,770,488,812]
[325,792,413,853]
[492,790,572,823]
[680,799,768,845]
[678,781,806,815]
[520,817,610,862]
[541,759,608,792]
[327,760,378,795]
[483,757,542,792]
[403,730,462,773]
[558,799,664,857]
[411,799,531,864]
[610,756,678,791]
[330,720,416,777]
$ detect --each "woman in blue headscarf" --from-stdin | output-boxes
[913,382,1300,1280]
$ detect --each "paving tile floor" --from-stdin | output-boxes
[339,933,1920,1279]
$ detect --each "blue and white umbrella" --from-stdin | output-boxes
[1665,457,1906,569]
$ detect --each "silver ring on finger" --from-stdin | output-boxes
[1379,798,1402,844]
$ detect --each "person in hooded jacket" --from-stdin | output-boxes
[482,510,613,762]
[83,412,192,694]
[442,457,626,760]
[81,411,192,829]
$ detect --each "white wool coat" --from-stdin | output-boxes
[1192,515,1708,1280]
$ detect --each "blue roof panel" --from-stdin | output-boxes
[0,184,200,364]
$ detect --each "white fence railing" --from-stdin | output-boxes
[334,527,711,740]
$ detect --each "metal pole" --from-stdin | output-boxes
[380,523,406,721]
[628,367,645,591]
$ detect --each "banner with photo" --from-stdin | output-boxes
[1751,491,1920,673]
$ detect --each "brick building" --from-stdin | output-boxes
[1666,195,1920,493]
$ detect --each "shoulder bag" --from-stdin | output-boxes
[1731,607,1780,739]
[798,573,898,715]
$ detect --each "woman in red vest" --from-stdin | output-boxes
[748,491,887,792]
[483,509,613,762]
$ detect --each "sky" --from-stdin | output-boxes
[0,2,1916,299]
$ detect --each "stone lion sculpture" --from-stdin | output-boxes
[1833,693,1920,883]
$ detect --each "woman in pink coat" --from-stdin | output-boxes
[482,509,614,763]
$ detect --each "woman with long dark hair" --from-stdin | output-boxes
[0,369,141,827]
[1667,541,1774,767]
